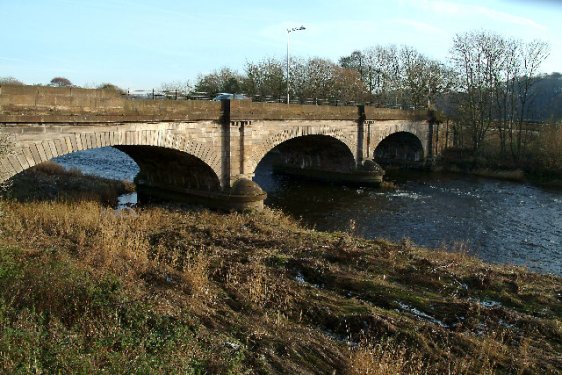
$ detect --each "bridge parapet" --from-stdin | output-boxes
[364,106,427,121]
[0,84,221,122]
[230,101,358,121]
[1,85,427,124]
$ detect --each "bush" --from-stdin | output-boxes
[50,77,72,87]
[97,83,125,95]
[0,77,23,85]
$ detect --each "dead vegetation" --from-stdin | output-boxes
[3,161,134,205]
[0,170,560,374]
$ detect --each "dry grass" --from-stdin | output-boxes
[0,172,560,374]
[3,161,135,205]
[348,340,425,375]
[534,123,562,171]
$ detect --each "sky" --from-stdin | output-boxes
[1,0,561,90]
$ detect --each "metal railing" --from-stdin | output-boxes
[122,89,382,107]
[124,89,211,101]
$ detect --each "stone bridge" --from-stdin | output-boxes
[0,85,444,209]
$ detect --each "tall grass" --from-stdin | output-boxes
[534,123,562,170]
[3,161,135,205]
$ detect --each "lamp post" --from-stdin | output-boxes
[287,25,305,105]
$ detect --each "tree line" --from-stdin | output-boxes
[188,47,453,110]
[185,30,558,160]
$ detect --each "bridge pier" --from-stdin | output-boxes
[135,178,266,211]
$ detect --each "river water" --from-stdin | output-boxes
[54,147,562,275]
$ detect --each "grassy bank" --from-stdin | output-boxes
[0,169,560,374]
[3,161,135,205]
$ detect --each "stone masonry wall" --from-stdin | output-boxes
[0,85,434,189]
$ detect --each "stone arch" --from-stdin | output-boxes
[373,131,425,165]
[0,128,221,185]
[371,121,428,159]
[249,126,357,175]
[116,145,222,192]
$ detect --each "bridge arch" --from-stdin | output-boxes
[373,131,424,166]
[116,145,221,192]
[249,126,357,176]
[0,128,222,187]
[255,134,356,176]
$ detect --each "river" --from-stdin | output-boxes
[54,147,562,275]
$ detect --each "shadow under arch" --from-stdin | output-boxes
[374,131,424,167]
[254,134,357,186]
[115,145,221,193]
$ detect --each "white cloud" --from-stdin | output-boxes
[475,5,547,31]
[403,0,546,31]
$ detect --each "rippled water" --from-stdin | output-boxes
[54,147,562,275]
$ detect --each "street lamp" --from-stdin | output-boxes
[287,25,305,105]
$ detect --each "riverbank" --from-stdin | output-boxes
[3,161,135,205]
[435,166,562,189]
[432,148,562,188]
[0,168,560,374]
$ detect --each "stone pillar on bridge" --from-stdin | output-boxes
[219,100,267,210]
[355,105,386,184]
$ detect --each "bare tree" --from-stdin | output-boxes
[194,68,244,96]
[288,57,368,103]
[343,46,399,105]
[288,57,307,102]
[338,50,398,104]
[450,31,507,152]
[451,31,549,156]
[494,37,520,156]
[400,46,433,110]
[332,66,368,103]
[515,40,550,158]
[304,58,336,100]
[343,45,452,110]
[339,50,366,88]
[243,58,285,100]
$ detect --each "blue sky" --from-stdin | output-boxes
[1,0,561,90]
